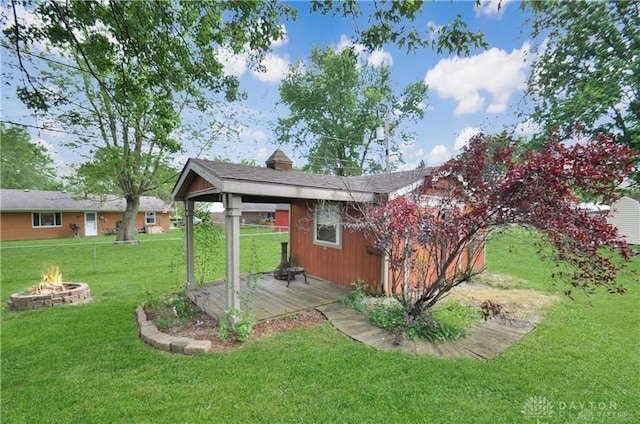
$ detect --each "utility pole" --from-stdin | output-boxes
[384,105,389,174]
[376,105,390,174]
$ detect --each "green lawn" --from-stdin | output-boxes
[1,229,638,423]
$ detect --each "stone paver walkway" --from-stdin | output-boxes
[317,302,536,359]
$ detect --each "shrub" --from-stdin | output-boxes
[218,307,256,342]
[339,280,371,313]
[144,288,199,330]
[350,295,480,343]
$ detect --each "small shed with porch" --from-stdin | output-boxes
[171,149,440,316]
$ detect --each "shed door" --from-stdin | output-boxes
[84,212,98,236]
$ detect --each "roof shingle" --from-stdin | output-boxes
[0,189,169,212]
[190,159,434,195]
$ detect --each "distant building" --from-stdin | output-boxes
[0,189,172,241]
[608,195,640,245]
[206,202,290,232]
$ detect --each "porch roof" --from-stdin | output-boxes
[171,158,435,203]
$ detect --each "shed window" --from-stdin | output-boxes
[314,204,342,248]
[145,212,156,225]
[32,212,62,228]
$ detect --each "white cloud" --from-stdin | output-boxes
[476,0,512,17]
[239,127,269,143]
[335,34,391,68]
[2,3,66,58]
[336,34,366,56]
[404,144,450,170]
[251,53,290,83]
[39,119,67,139]
[425,144,452,166]
[270,25,289,48]
[513,119,540,139]
[212,20,291,80]
[32,136,72,177]
[368,49,393,67]
[456,93,485,116]
[426,21,444,42]
[256,147,268,158]
[424,42,530,116]
[218,47,248,78]
[251,130,267,142]
[171,155,189,170]
[454,127,481,151]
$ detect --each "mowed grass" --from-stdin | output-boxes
[1,228,638,423]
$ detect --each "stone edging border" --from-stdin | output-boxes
[136,305,211,355]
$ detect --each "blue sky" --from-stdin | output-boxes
[1,0,537,174]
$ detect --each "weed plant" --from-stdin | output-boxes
[342,280,480,342]
[144,288,199,330]
[368,299,480,342]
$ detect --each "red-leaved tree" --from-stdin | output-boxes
[351,131,636,324]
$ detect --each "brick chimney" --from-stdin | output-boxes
[265,148,293,171]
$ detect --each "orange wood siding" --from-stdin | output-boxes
[385,235,486,296]
[187,176,213,193]
[0,211,171,241]
[289,200,383,292]
[394,245,485,289]
[274,209,289,233]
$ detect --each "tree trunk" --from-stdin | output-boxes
[116,196,140,242]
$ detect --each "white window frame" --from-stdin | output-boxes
[145,211,156,225]
[313,203,342,249]
[32,212,62,228]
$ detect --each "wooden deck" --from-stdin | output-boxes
[188,272,352,321]
[189,276,535,359]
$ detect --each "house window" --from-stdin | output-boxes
[145,212,156,225]
[266,212,275,221]
[314,204,342,248]
[32,212,62,228]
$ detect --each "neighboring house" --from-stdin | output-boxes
[207,202,290,231]
[171,149,485,312]
[0,189,172,241]
[608,195,640,245]
[579,202,610,216]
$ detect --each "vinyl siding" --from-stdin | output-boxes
[608,196,640,245]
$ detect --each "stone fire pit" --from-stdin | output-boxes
[8,283,91,311]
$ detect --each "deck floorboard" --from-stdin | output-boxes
[188,273,351,321]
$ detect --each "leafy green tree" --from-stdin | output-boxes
[68,147,177,201]
[523,1,639,163]
[276,46,428,176]
[0,123,60,190]
[4,0,294,241]
[310,1,486,55]
[4,0,487,238]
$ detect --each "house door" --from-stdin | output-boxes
[84,212,98,236]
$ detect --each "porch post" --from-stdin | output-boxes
[224,193,242,312]
[382,252,389,295]
[184,199,195,289]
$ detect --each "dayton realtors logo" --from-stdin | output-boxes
[522,395,632,422]
[521,396,554,423]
